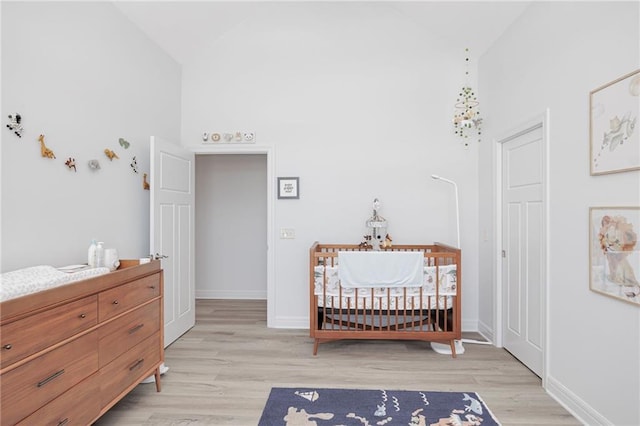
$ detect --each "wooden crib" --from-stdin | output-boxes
[309,242,461,357]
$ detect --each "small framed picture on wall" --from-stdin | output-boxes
[589,69,640,175]
[277,177,299,199]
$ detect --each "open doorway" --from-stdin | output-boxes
[195,154,268,300]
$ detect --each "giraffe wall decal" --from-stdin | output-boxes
[37,134,56,159]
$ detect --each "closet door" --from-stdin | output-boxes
[150,136,195,347]
[501,122,546,378]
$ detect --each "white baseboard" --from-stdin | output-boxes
[272,315,308,329]
[545,375,610,425]
[462,318,478,332]
[196,290,267,300]
[477,319,495,344]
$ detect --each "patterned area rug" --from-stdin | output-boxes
[259,387,501,426]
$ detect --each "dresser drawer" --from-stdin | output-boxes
[98,274,160,322]
[0,295,97,369]
[99,300,160,367]
[16,373,100,426]
[100,333,161,408]
[0,331,98,425]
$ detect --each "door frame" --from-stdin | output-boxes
[191,144,275,327]
[494,110,550,385]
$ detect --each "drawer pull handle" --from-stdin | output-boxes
[149,285,156,289]
[79,313,86,319]
[37,369,65,387]
[57,418,69,426]
[129,358,144,371]
[3,344,12,350]
[129,323,144,334]
[113,300,119,305]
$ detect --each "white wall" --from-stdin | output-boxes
[479,2,640,425]
[195,154,267,299]
[180,2,481,329]
[1,2,181,271]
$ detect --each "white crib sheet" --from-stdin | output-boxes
[0,265,110,302]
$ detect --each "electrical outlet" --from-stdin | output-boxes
[280,228,295,239]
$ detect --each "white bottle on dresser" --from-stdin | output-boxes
[95,242,105,268]
[88,240,97,267]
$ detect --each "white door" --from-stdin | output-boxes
[501,122,545,377]
[151,136,195,347]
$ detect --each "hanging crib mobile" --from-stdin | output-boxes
[453,48,482,146]
[365,198,389,251]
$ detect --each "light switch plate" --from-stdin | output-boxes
[280,228,295,239]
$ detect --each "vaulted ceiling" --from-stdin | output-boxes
[114,1,531,65]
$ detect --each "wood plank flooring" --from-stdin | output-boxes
[94,299,579,425]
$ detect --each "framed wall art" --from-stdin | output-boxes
[589,206,640,305]
[589,69,640,175]
[277,177,299,199]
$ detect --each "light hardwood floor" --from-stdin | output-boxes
[94,299,579,426]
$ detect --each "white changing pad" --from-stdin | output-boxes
[0,265,110,302]
[338,251,423,288]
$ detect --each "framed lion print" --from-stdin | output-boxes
[590,207,640,305]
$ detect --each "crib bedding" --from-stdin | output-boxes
[314,263,457,310]
[0,265,110,302]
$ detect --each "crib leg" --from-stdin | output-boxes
[313,339,319,356]
[449,340,457,358]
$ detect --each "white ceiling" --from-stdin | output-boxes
[113,1,531,65]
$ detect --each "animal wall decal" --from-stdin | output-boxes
[37,134,56,159]
[88,159,101,170]
[130,156,138,174]
[65,157,77,172]
[6,113,24,138]
[7,121,146,189]
[104,149,119,161]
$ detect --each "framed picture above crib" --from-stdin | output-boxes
[589,69,640,175]
[277,177,299,199]
[589,207,640,306]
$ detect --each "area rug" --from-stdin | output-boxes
[259,387,501,425]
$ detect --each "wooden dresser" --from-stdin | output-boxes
[0,260,164,425]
